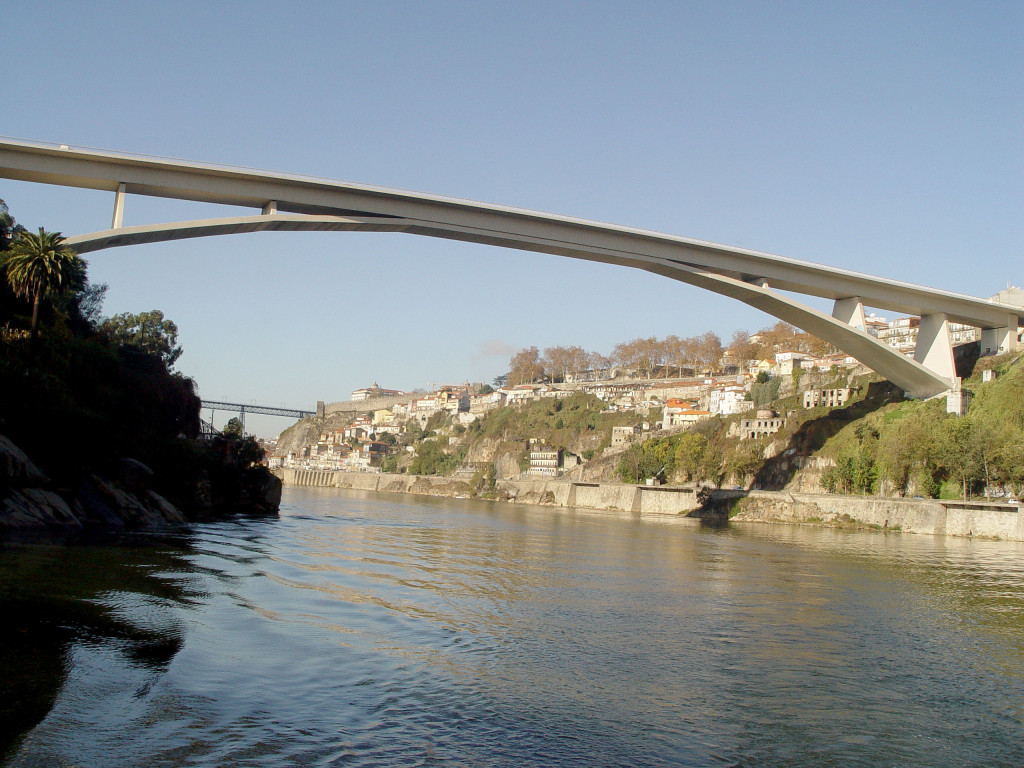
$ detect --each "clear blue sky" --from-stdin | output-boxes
[3,1,1021,437]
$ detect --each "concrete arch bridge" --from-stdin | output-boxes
[1,138,1020,399]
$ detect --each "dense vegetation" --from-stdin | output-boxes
[817,356,1024,499]
[0,201,277,520]
[467,391,642,449]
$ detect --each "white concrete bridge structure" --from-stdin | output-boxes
[1,138,1020,399]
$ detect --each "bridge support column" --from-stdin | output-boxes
[980,315,1020,356]
[262,200,278,215]
[914,313,956,382]
[831,296,866,331]
[111,182,126,228]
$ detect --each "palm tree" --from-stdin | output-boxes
[3,228,83,342]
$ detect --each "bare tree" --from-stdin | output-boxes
[696,331,723,373]
[541,346,567,382]
[564,346,589,380]
[508,346,544,385]
[727,329,759,368]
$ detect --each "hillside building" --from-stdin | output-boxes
[735,409,787,440]
[611,425,642,446]
[803,388,851,409]
[528,443,562,477]
[352,383,406,401]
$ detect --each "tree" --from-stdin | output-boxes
[0,198,25,252]
[750,376,781,406]
[541,345,572,382]
[224,417,244,437]
[695,331,723,373]
[937,417,983,500]
[565,346,589,380]
[100,309,183,366]
[508,346,544,385]
[663,335,688,377]
[3,228,84,342]
[727,329,759,368]
[674,432,710,482]
[617,439,675,484]
[726,440,764,486]
[586,350,611,373]
[612,337,661,378]
[71,281,108,328]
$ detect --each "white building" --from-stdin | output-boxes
[528,444,561,477]
[708,385,751,416]
[775,351,811,375]
[878,317,919,352]
[351,383,406,401]
[664,398,713,428]
[469,391,506,414]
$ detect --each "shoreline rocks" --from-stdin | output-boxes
[0,433,280,531]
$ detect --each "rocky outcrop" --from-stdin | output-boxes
[1,434,188,529]
[0,433,280,530]
[0,435,48,487]
[237,465,283,514]
[2,488,80,527]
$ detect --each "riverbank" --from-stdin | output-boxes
[1,433,281,530]
[273,468,1024,541]
[276,466,699,515]
[717,489,1024,540]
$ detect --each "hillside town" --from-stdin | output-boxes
[266,298,1024,480]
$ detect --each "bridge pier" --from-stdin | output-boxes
[112,182,126,228]
[914,313,956,381]
[831,296,867,331]
[980,316,1020,356]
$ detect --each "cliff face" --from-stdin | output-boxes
[275,410,364,457]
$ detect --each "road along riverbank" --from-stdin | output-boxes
[272,468,1024,541]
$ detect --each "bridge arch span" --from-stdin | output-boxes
[65,213,954,399]
[3,138,1021,398]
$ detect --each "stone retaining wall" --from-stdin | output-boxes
[323,394,413,416]
[729,490,1024,541]
[274,469,1023,540]
[570,483,641,512]
[273,469,699,516]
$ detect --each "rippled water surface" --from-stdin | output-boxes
[3,487,1024,766]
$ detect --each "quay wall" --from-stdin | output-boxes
[728,490,1024,541]
[570,483,641,512]
[272,469,1024,541]
[283,469,339,488]
[273,469,697,516]
[638,486,698,514]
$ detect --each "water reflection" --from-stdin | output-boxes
[3,489,1024,767]
[0,531,202,757]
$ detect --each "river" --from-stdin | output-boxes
[2,486,1023,767]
